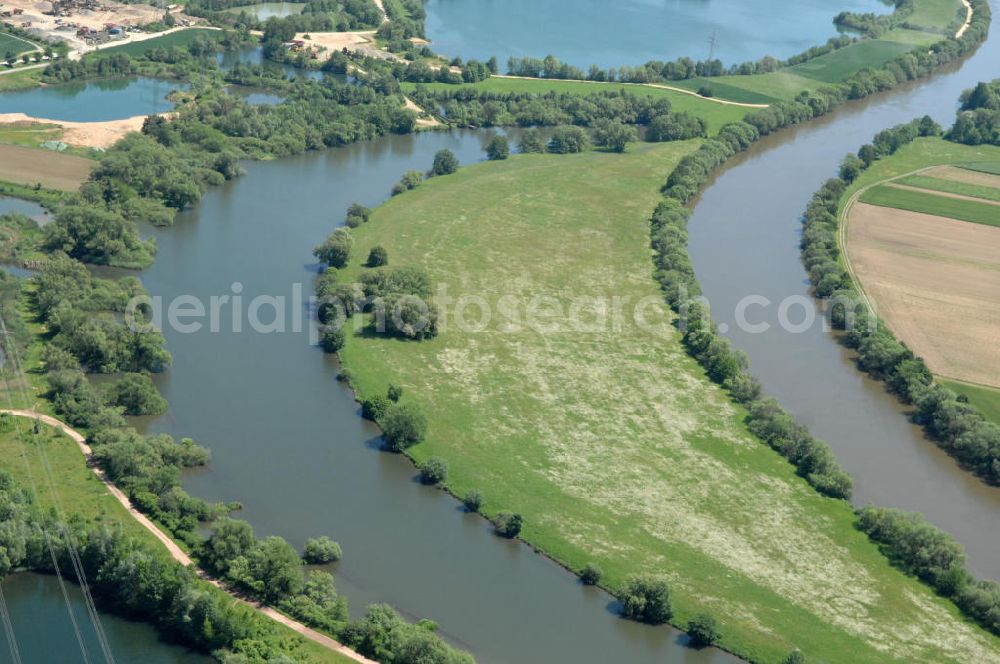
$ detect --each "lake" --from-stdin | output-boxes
[0,77,182,122]
[424,0,892,68]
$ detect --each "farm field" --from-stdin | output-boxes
[846,202,1000,387]
[959,160,1000,174]
[401,76,753,132]
[0,143,94,190]
[897,172,1000,201]
[335,141,1000,664]
[859,183,1000,226]
[96,28,221,58]
[0,32,38,57]
[843,138,1000,390]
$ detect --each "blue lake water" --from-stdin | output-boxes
[0,196,48,225]
[0,77,183,122]
[425,0,893,68]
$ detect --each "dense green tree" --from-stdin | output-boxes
[548,126,590,153]
[839,153,864,182]
[247,536,305,602]
[518,128,545,153]
[303,536,343,564]
[380,402,427,451]
[485,135,510,160]
[580,563,603,585]
[492,511,522,538]
[646,112,707,142]
[104,373,168,416]
[687,613,720,647]
[314,228,353,268]
[321,328,345,353]
[419,457,448,485]
[621,576,672,624]
[430,149,459,176]
[781,650,806,664]
[462,489,483,513]
[204,518,256,574]
[367,245,389,267]
[594,120,636,152]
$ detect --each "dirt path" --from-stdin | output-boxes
[0,408,377,664]
[491,74,769,108]
[957,0,974,38]
[371,0,389,23]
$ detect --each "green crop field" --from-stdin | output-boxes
[860,184,1000,227]
[0,32,38,57]
[334,141,1000,664]
[907,0,965,30]
[897,173,1000,201]
[789,39,916,83]
[941,380,1000,425]
[959,161,1000,175]
[402,77,752,133]
[95,28,221,58]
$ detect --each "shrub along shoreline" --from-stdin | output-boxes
[301,2,996,658]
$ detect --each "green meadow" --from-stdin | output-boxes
[335,141,1000,664]
[96,28,221,58]
[401,76,753,133]
[940,380,1000,425]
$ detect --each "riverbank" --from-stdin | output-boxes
[329,141,1000,664]
[0,408,371,664]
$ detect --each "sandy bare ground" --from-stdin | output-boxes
[846,202,1000,388]
[296,30,374,51]
[0,409,377,664]
[957,0,974,38]
[926,165,1000,189]
[403,96,440,128]
[296,30,404,63]
[492,74,770,108]
[370,0,388,23]
[0,142,93,189]
[0,112,145,148]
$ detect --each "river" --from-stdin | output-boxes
[687,0,1000,582]
[0,574,210,664]
[2,2,998,662]
[138,129,738,663]
[424,0,890,68]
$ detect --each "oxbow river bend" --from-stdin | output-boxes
[0,1,997,661]
[688,0,1000,583]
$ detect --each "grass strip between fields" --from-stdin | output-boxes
[859,183,1000,227]
[897,173,1000,201]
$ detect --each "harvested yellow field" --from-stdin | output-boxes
[847,202,1000,388]
[0,143,93,191]
[925,164,1000,188]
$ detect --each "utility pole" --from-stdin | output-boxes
[707,32,718,61]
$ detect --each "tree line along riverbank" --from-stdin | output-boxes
[0,0,992,662]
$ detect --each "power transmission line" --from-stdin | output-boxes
[0,311,116,664]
